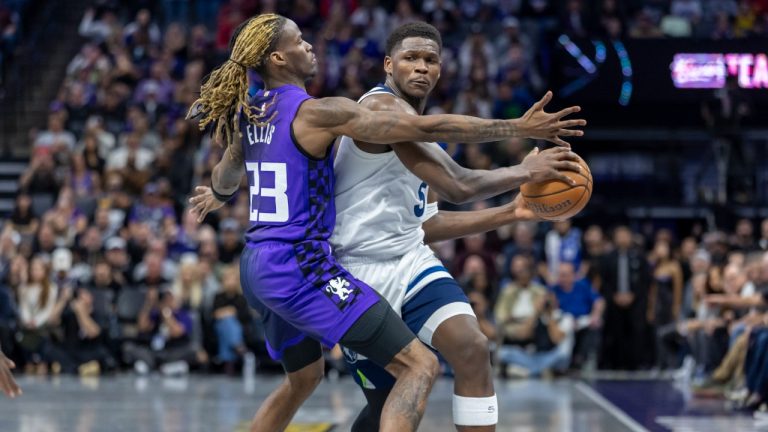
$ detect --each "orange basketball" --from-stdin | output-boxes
[520,153,592,221]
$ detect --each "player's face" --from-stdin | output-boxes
[385,37,441,99]
[274,20,317,80]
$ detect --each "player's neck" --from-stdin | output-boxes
[263,76,306,92]
[385,77,427,114]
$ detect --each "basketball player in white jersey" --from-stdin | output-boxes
[332,22,584,431]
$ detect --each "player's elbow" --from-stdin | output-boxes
[435,180,475,204]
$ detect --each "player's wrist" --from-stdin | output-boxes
[506,118,524,138]
[508,164,532,183]
[211,184,237,203]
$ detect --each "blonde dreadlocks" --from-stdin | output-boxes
[186,14,285,147]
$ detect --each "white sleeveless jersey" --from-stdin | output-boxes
[330,85,439,260]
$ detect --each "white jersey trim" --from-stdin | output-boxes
[423,202,439,222]
[417,302,476,347]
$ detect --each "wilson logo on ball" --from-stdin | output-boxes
[528,199,573,214]
[520,152,592,221]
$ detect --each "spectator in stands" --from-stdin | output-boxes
[212,265,251,375]
[495,254,548,347]
[171,253,211,313]
[8,194,38,237]
[459,24,498,83]
[106,131,155,174]
[78,6,121,44]
[46,287,116,375]
[455,233,497,284]
[66,43,111,88]
[18,153,61,208]
[134,251,170,292]
[88,259,122,303]
[33,113,76,157]
[17,256,57,374]
[104,237,132,287]
[80,116,115,162]
[598,226,652,370]
[543,220,582,285]
[731,218,758,252]
[218,218,243,264]
[124,289,196,375]
[128,182,175,236]
[551,262,604,370]
[460,254,497,307]
[502,222,543,282]
[582,225,610,280]
[649,239,684,330]
[68,152,101,203]
[497,291,574,378]
[124,9,162,58]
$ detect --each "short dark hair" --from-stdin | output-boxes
[385,22,442,56]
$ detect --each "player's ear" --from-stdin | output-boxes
[270,51,286,67]
[384,56,393,76]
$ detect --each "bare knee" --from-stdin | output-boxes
[287,358,324,396]
[449,332,491,373]
[387,339,439,384]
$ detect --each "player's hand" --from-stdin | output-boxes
[518,91,586,147]
[520,147,581,184]
[189,186,227,223]
[506,194,539,221]
[0,350,21,398]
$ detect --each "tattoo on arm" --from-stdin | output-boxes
[212,142,245,194]
[310,97,520,145]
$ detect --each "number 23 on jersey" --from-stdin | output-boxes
[245,162,289,223]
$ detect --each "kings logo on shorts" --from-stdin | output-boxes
[324,276,359,310]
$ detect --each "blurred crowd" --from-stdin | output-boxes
[1,0,768,413]
[0,0,23,89]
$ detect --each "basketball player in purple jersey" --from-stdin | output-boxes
[188,14,584,432]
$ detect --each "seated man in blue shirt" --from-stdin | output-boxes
[551,262,605,369]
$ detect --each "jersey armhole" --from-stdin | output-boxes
[423,202,439,221]
[290,98,333,161]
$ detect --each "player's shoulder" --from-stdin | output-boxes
[360,92,415,115]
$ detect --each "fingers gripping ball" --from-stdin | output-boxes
[521,153,592,221]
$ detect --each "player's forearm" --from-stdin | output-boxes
[411,115,522,144]
[423,203,517,244]
[211,149,244,194]
[393,142,531,204]
[445,165,532,204]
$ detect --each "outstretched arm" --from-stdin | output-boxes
[422,193,537,244]
[353,92,582,204]
[293,91,585,158]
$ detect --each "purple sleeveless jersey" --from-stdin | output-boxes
[237,85,380,359]
[240,84,335,244]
